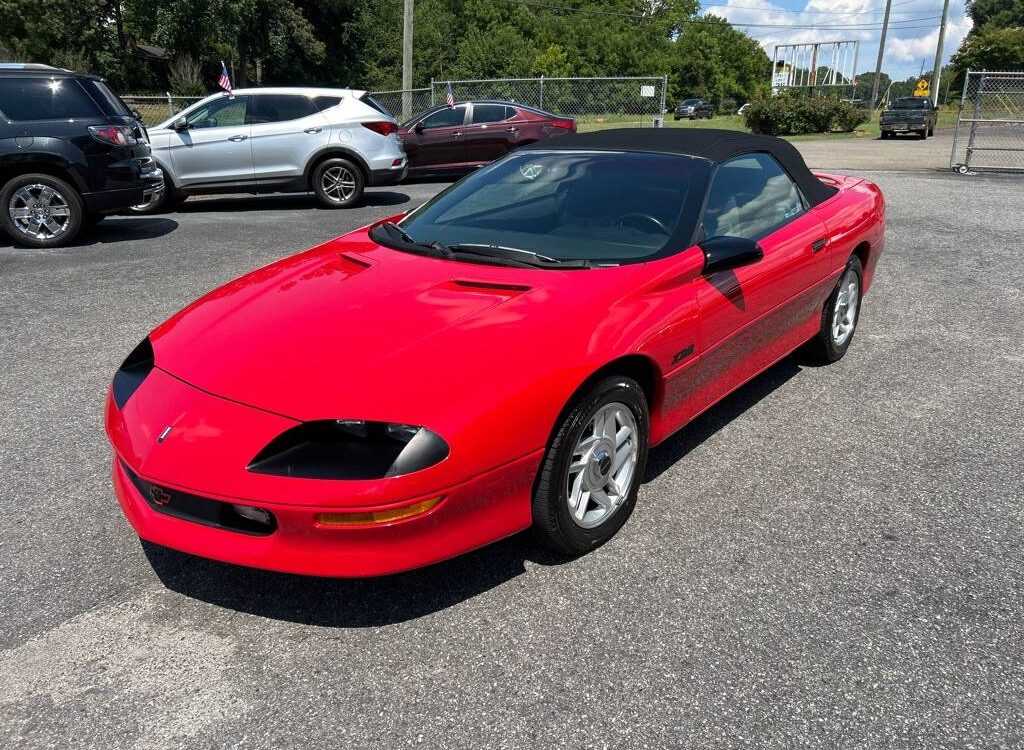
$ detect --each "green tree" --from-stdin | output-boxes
[669,15,769,105]
[950,26,1024,82]
[965,0,1024,29]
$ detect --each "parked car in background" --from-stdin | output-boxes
[132,87,406,213]
[398,100,575,177]
[674,99,715,120]
[0,63,163,248]
[879,97,938,139]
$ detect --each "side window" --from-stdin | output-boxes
[186,96,249,129]
[702,153,804,241]
[313,96,343,112]
[471,104,510,124]
[0,78,101,120]
[249,95,319,124]
[421,105,466,129]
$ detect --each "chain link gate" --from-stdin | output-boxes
[950,70,1024,173]
[428,77,669,129]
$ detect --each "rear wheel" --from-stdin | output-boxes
[0,173,83,248]
[805,255,863,364]
[312,157,364,208]
[532,376,649,556]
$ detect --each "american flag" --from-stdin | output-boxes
[218,61,232,94]
[445,82,455,108]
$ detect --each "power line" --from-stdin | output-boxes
[700,0,925,17]
[489,0,940,30]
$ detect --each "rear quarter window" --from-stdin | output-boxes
[0,78,102,121]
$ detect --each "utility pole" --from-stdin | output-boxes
[931,0,952,106]
[870,0,894,110]
[402,0,414,121]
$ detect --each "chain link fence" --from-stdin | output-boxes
[367,88,432,122]
[122,94,203,126]
[428,77,669,130]
[950,70,1024,173]
[125,77,670,131]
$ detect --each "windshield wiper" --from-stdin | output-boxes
[447,243,593,269]
[374,221,454,259]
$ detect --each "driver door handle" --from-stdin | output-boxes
[304,127,322,134]
[811,238,827,252]
[228,134,248,142]
[505,127,519,133]
[452,131,463,138]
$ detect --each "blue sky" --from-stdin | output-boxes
[699,0,972,83]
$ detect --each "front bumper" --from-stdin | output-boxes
[112,447,539,577]
[880,122,927,133]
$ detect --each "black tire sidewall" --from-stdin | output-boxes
[0,174,83,248]
[533,377,650,555]
[818,255,864,362]
[312,158,365,209]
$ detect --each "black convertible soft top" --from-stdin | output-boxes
[527,128,837,207]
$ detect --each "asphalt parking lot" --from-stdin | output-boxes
[1,169,1022,749]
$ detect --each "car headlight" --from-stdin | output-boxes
[112,336,154,408]
[247,419,450,480]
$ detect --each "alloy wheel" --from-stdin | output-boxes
[831,267,860,346]
[8,184,72,241]
[320,166,357,203]
[566,402,639,529]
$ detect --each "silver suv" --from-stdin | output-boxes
[133,87,407,212]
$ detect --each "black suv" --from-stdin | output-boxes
[674,99,715,120]
[0,64,163,248]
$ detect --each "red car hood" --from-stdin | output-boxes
[150,228,644,428]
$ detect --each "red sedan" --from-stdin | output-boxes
[398,100,575,177]
[106,129,884,577]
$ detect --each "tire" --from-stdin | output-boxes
[0,173,83,248]
[532,376,650,556]
[312,157,365,208]
[880,131,890,140]
[927,126,934,137]
[805,255,864,364]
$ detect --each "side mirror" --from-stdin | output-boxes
[171,116,189,131]
[699,235,763,274]
[131,108,143,121]
[414,121,425,133]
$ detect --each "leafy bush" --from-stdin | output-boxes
[169,56,206,97]
[744,93,869,135]
[719,97,737,115]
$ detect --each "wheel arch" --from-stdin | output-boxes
[0,155,87,193]
[851,240,871,273]
[547,354,662,450]
[304,148,371,188]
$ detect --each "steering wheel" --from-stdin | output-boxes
[614,212,670,236]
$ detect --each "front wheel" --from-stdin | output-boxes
[0,173,83,248]
[532,376,649,556]
[312,158,364,208]
[805,255,863,364]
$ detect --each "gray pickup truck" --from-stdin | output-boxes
[879,97,938,139]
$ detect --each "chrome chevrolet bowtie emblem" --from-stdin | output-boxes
[157,425,172,443]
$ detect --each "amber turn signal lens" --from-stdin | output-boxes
[316,496,444,527]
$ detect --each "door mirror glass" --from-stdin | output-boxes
[414,121,425,133]
[699,235,763,274]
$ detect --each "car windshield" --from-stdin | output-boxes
[681,99,700,106]
[893,98,929,109]
[393,150,709,265]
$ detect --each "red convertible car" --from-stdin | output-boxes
[106,129,884,577]
[398,100,576,177]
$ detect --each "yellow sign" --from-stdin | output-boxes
[914,78,930,97]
